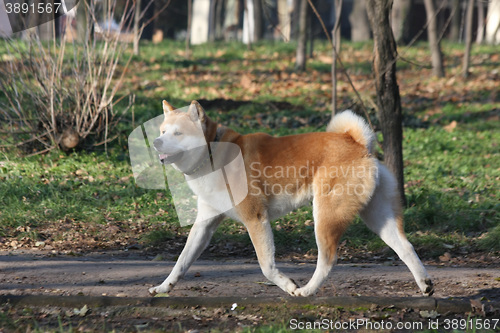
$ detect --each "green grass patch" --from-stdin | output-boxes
[0,39,498,257]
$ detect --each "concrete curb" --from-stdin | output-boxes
[2,294,495,313]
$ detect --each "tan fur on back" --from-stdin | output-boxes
[227,131,378,227]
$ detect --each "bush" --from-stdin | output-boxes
[0,1,135,154]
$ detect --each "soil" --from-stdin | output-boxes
[0,249,500,332]
[1,249,499,300]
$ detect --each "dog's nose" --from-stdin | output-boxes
[153,138,163,150]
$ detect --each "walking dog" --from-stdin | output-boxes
[149,100,433,297]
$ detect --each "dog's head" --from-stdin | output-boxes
[153,100,210,166]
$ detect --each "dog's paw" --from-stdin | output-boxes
[284,279,299,296]
[292,287,315,297]
[148,286,161,296]
[422,278,434,297]
[148,283,173,296]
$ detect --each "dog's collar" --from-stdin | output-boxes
[183,127,224,176]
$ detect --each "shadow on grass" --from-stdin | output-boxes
[436,107,500,132]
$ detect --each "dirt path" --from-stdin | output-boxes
[1,250,499,301]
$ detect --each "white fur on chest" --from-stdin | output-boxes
[186,171,233,214]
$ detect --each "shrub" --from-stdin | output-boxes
[0,0,136,154]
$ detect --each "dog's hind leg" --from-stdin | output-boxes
[149,201,224,296]
[245,213,299,295]
[292,195,352,297]
[360,164,433,296]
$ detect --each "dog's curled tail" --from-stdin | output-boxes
[326,110,375,153]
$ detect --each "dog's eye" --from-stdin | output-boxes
[174,131,182,136]
[161,131,166,135]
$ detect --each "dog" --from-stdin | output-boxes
[149,100,433,297]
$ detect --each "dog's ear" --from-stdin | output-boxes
[188,100,206,123]
[162,100,174,114]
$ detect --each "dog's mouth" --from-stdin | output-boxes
[159,152,183,164]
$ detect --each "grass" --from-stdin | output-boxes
[0,39,498,259]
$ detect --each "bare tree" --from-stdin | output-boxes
[366,0,406,204]
[186,0,192,57]
[476,0,485,44]
[331,0,343,115]
[485,0,500,44]
[349,0,371,41]
[253,0,264,41]
[423,0,445,77]
[449,0,461,41]
[463,0,474,78]
[131,0,172,56]
[214,0,224,40]
[295,0,308,71]
[223,0,240,41]
[308,0,316,58]
[208,0,217,41]
[243,0,252,48]
[277,0,291,41]
[76,0,90,43]
[133,0,142,55]
[391,0,412,44]
[291,0,300,39]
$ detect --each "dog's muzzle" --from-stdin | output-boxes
[154,138,183,164]
[158,152,183,164]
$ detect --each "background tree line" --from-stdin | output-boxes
[5,0,499,47]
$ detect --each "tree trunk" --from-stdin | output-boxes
[295,0,308,71]
[253,0,264,41]
[291,0,301,40]
[191,0,211,45]
[243,0,253,48]
[186,0,192,57]
[133,0,142,56]
[214,0,224,40]
[366,0,406,205]
[38,20,55,41]
[476,0,485,44]
[349,0,371,41]
[423,0,445,77]
[391,0,412,44]
[332,0,342,115]
[449,0,461,41]
[223,0,239,41]
[308,0,315,59]
[463,0,474,78]
[22,7,42,40]
[76,0,89,43]
[208,0,217,41]
[277,0,291,41]
[485,0,500,44]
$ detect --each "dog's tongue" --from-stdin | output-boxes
[159,153,169,160]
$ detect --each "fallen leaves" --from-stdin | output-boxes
[439,252,452,262]
[444,120,458,132]
[71,304,89,317]
[419,310,440,319]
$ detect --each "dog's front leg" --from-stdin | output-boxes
[149,201,224,296]
[245,214,299,295]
